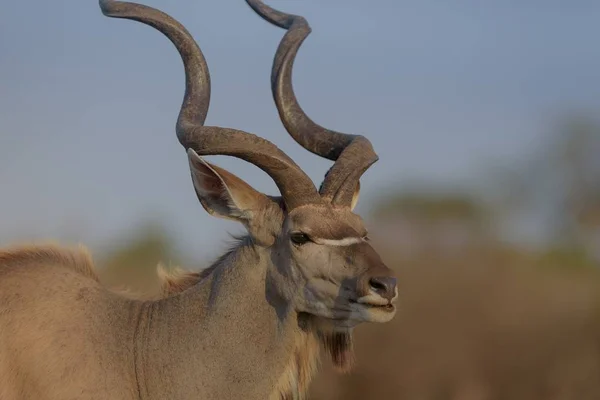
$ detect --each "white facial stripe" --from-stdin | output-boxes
[312,237,364,247]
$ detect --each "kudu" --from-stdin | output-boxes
[0,0,398,399]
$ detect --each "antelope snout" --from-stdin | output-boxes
[357,264,398,305]
[368,276,397,302]
[353,265,398,322]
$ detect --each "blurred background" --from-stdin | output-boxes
[2,0,600,398]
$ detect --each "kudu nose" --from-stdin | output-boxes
[368,276,397,301]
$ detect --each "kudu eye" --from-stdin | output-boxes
[290,232,311,246]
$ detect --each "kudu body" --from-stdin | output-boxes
[0,1,398,399]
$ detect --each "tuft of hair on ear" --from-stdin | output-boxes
[318,331,355,373]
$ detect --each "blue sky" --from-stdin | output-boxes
[1,0,599,261]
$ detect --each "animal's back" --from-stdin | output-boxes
[0,243,139,400]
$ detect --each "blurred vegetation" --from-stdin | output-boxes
[97,222,183,295]
[373,193,485,221]
[491,115,600,260]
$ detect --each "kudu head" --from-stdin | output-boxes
[100,0,397,329]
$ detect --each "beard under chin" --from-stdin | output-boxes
[306,315,355,373]
[318,330,355,373]
[298,311,357,373]
[299,313,356,373]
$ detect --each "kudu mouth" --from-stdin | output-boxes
[348,269,398,321]
[350,292,397,315]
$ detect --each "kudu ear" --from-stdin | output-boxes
[187,149,268,223]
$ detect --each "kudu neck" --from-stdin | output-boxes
[134,237,304,399]
[167,236,297,317]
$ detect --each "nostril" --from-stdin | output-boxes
[369,278,387,292]
[368,277,397,300]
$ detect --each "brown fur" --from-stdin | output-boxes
[0,242,354,400]
[155,263,355,399]
[156,265,324,399]
[319,331,355,373]
[156,265,208,297]
[0,242,98,282]
[0,243,146,303]
[269,324,321,400]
